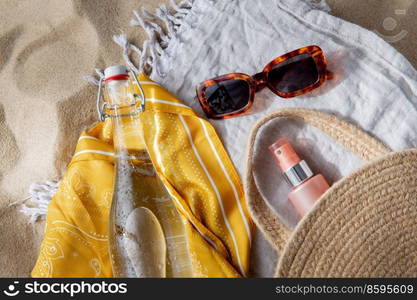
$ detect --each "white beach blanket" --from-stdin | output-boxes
[116,0,417,276]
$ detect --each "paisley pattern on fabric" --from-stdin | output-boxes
[32,74,252,278]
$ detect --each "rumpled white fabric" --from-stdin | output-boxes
[124,0,417,276]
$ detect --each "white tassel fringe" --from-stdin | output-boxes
[12,181,59,223]
[27,0,330,223]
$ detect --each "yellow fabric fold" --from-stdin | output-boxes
[32,74,252,278]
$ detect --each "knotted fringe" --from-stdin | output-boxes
[83,69,104,86]
[12,181,59,223]
[83,0,195,85]
[23,0,328,222]
[308,0,331,12]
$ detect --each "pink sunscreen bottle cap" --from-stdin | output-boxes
[268,137,301,172]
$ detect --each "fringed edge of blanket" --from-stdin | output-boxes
[114,0,198,78]
[20,1,199,222]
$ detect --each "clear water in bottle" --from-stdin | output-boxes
[104,65,192,277]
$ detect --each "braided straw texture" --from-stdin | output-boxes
[245,108,417,277]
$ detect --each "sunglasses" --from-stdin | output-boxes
[196,45,332,119]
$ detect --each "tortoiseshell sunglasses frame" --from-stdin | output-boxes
[196,45,332,119]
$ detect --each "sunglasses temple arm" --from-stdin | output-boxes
[253,72,267,92]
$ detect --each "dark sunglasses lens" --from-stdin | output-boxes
[205,79,250,116]
[268,53,319,94]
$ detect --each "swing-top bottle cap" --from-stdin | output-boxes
[104,65,128,81]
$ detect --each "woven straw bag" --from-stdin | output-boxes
[245,108,417,277]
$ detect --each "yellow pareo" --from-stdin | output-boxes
[32,74,252,278]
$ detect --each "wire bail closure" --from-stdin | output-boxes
[96,68,146,122]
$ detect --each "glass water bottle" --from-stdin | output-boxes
[103,65,192,278]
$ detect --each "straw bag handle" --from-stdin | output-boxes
[244,108,391,252]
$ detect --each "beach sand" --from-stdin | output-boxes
[0,0,415,277]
